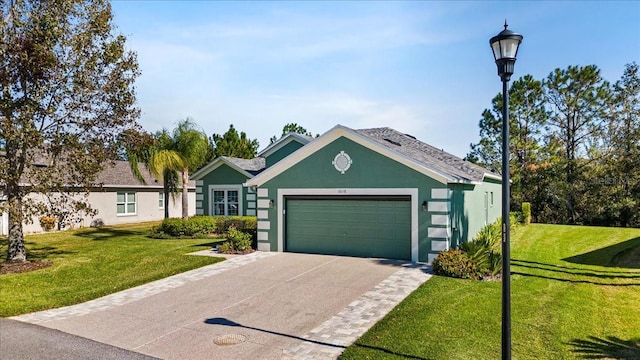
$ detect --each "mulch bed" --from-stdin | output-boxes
[0,260,53,275]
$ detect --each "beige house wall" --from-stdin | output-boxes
[1,188,195,235]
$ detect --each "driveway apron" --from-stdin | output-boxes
[12,252,431,360]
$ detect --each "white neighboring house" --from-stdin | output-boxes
[0,160,195,235]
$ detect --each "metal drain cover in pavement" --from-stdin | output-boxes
[214,334,247,346]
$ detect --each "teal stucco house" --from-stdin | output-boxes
[192,125,501,264]
[190,132,311,217]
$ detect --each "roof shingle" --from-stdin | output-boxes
[356,127,499,183]
[221,156,266,176]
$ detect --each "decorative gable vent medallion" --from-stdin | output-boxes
[332,151,352,174]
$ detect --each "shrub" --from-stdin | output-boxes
[218,226,253,253]
[214,216,257,248]
[510,211,522,226]
[150,216,217,238]
[486,251,503,277]
[39,216,56,232]
[90,218,105,227]
[215,216,257,233]
[459,220,503,278]
[473,221,501,251]
[522,202,531,225]
[183,216,217,237]
[432,249,481,280]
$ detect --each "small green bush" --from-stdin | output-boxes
[486,251,503,277]
[473,221,501,251]
[522,202,531,225]
[510,211,522,226]
[432,249,481,280]
[458,220,503,278]
[218,226,253,253]
[215,216,257,233]
[154,218,185,237]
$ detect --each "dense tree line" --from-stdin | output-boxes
[467,63,640,227]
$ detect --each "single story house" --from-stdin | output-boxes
[194,125,501,264]
[0,160,195,235]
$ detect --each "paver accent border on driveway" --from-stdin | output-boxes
[12,252,277,324]
[282,263,432,359]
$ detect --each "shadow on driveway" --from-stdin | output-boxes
[204,317,345,349]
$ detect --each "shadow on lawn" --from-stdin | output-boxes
[75,227,144,241]
[568,336,640,359]
[346,343,433,360]
[512,260,640,279]
[563,236,640,269]
[25,244,77,260]
[511,259,640,286]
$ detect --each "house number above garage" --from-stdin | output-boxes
[332,151,352,174]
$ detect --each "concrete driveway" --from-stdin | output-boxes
[12,252,431,360]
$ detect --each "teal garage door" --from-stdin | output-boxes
[285,197,411,260]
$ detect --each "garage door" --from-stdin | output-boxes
[285,196,411,260]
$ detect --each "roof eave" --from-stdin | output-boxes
[247,125,456,187]
[257,133,311,158]
[190,157,254,181]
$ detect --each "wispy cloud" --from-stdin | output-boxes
[146,6,472,63]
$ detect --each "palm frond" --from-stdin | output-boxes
[149,149,184,179]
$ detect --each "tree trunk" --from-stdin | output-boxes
[162,171,170,219]
[164,187,170,219]
[181,168,189,220]
[7,193,26,262]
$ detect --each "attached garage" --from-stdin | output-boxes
[245,125,503,264]
[285,196,411,260]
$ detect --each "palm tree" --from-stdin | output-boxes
[127,119,209,219]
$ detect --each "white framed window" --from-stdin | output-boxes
[159,192,165,209]
[210,185,242,216]
[117,192,136,215]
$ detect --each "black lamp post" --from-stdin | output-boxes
[489,21,522,360]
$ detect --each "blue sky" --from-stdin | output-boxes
[111,1,640,158]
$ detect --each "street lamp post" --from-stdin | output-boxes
[489,21,522,360]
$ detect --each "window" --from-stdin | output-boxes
[159,192,164,209]
[211,187,241,216]
[490,192,494,206]
[117,192,136,215]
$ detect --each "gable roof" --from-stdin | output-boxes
[190,156,266,180]
[246,125,500,186]
[356,127,500,183]
[257,132,313,158]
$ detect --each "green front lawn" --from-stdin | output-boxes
[342,224,640,359]
[0,222,223,317]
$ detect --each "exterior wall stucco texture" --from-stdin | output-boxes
[258,137,445,263]
[14,189,195,234]
[197,164,250,216]
[265,141,305,168]
[449,179,502,247]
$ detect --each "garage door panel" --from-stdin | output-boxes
[285,198,411,260]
